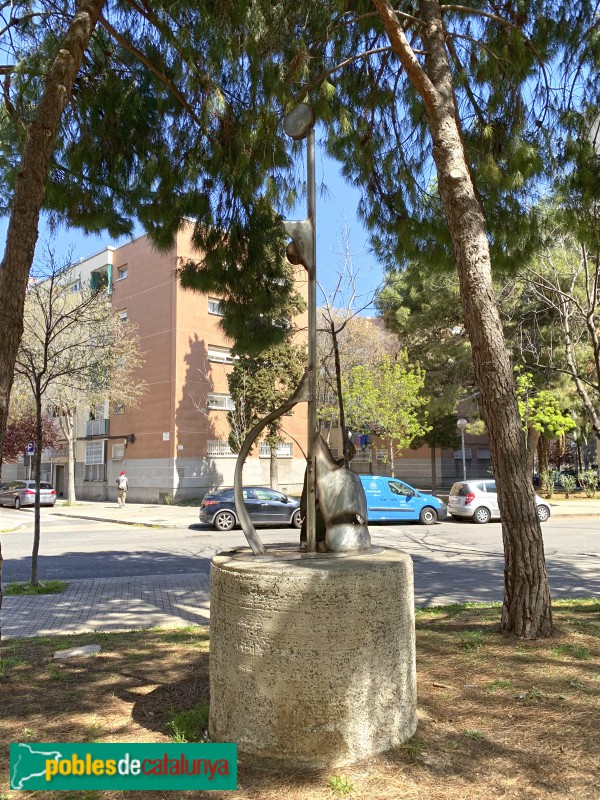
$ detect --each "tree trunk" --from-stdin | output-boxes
[430,445,437,495]
[527,427,540,479]
[31,385,43,586]
[270,448,279,490]
[59,408,77,504]
[0,541,3,641]
[329,318,351,467]
[373,0,553,637]
[388,438,395,477]
[0,0,107,468]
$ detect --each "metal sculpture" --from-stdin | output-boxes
[233,104,371,555]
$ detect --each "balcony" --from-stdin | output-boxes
[85,419,109,437]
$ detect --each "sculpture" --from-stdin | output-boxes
[233,104,371,556]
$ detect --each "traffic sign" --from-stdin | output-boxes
[25,442,34,456]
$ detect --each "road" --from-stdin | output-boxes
[1,510,598,605]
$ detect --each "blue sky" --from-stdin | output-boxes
[1,153,384,314]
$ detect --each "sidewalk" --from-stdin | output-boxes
[44,499,203,529]
[2,573,211,640]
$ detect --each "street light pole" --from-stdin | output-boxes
[282,104,317,553]
[457,418,468,481]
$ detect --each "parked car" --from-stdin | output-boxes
[199,487,302,531]
[448,479,551,524]
[0,480,57,509]
[359,475,447,525]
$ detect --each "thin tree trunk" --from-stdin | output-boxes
[527,427,540,479]
[373,0,553,637]
[270,448,279,490]
[59,408,77,504]
[389,438,395,477]
[31,385,43,586]
[430,445,437,495]
[329,318,350,467]
[0,0,107,467]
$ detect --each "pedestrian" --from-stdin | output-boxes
[116,470,129,507]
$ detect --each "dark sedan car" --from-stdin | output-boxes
[200,486,302,531]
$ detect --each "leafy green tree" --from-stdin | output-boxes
[343,352,428,477]
[515,371,575,477]
[227,343,306,490]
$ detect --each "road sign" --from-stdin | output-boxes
[25,442,34,456]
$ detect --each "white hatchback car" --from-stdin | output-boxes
[448,479,551,524]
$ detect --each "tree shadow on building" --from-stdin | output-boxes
[174,334,224,501]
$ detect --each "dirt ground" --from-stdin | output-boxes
[1,600,599,799]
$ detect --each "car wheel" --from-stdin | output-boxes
[537,505,551,523]
[213,510,236,532]
[14,497,21,510]
[472,506,491,524]
[419,506,437,525]
[291,509,302,529]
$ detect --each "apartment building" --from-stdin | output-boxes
[8,227,309,503]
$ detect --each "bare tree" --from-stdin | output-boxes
[317,226,393,466]
[14,252,145,584]
[517,237,600,446]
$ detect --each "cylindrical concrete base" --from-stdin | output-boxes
[209,548,417,768]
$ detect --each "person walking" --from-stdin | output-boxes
[116,470,129,507]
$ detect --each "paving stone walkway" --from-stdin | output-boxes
[2,573,211,639]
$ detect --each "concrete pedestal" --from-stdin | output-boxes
[209,547,417,768]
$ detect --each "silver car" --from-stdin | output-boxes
[0,480,57,509]
[448,479,551,524]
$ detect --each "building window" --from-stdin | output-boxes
[206,440,236,457]
[85,441,105,481]
[454,448,472,460]
[320,418,339,430]
[477,448,490,460]
[111,443,125,460]
[91,270,108,292]
[259,442,293,458]
[116,265,128,280]
[207,345,236,364]
[208,297,224,316]
[376,449,387,461]
[118,310,128,323]
[206,393,235,410]
[69,280,81,293]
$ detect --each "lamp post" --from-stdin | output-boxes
[282,104,317,553]
[457,418,468,481]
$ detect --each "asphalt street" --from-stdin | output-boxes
[2,511,598,605]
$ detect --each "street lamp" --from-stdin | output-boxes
[282,103,317,553]
[457,418,468,481]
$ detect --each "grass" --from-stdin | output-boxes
[166,701,210,743]
[4,579,69,595]
[1,602,599,799]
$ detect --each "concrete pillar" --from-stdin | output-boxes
[209,548,417,768]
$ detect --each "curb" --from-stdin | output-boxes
[49,510,206,530]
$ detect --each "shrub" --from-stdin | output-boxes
[579,470,597,498]
[560,474,577,498]
[540,469,555,499]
